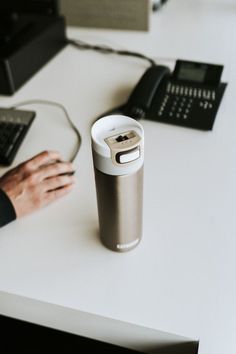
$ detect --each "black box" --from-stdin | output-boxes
[0,1,59,16]
[0,1,66,95]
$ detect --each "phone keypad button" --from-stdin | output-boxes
[166,83,171,93]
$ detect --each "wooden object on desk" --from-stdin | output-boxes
[60,0,151,31]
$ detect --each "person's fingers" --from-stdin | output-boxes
[45,183,75,204]
[42,174,76,192]
[37,161,75,181]
[20,150,62,172]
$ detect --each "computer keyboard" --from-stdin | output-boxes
[0,108,35,166]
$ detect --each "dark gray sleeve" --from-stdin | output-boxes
[0,189,16,227]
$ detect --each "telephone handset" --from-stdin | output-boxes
[123,65,170,120]
[123,60,227,130]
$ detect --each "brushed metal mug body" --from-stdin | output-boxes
[91,115,144,252]
[94,167,143,252]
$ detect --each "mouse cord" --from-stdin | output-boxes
[67,38,157,67]
[9,99,82,163]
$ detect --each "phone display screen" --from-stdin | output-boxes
[173,60,223,86]
[177,63,207,83]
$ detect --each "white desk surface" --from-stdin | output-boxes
[0,0,236,353]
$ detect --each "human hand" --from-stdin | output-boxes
[0,151,76,218]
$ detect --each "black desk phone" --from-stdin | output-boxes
[123,60,227,130]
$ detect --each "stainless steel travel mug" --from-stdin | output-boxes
[91,115,144,252]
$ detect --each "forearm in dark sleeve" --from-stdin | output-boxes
[0,189,16,227]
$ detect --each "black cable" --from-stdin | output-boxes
[152,0,169,12]
[67,38,156,67]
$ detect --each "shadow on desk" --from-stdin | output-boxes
[0,315,198,354]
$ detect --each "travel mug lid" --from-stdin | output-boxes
[91,115,144,176]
